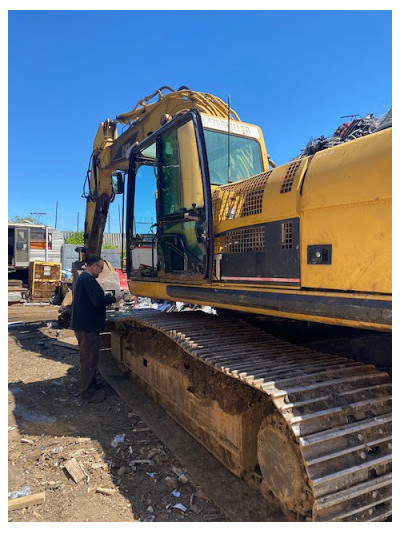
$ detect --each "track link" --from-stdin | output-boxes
[110,308,392,521]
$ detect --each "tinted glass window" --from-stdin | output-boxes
[159,129,182,217]
[204,130,262,184]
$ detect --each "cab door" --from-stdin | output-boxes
[156,110,213,282]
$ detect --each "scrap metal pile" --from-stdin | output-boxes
[294,109,392,159]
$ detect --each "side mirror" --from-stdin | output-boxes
[112,172,124,194]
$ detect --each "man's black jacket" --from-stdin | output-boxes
[71,271,116,332]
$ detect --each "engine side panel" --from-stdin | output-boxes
[300,128,391,293]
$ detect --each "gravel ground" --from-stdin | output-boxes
[8,303,228,523]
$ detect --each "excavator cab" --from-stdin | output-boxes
[127,109,213,282]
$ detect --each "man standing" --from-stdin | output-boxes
[71,255,120,403]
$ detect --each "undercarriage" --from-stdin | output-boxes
[107,309,392,522]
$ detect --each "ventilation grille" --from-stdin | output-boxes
[212,171,272,224]
[281,222,293,249]
[280,160,302,194]
[215,226,265,254]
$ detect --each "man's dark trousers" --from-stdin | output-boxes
[75,331,100,400]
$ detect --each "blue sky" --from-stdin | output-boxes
[8,9,392,233]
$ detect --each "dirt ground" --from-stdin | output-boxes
[8,303,229,523]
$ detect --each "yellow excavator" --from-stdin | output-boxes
[80,86,392,521]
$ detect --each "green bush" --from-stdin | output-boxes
[65,231,84,244]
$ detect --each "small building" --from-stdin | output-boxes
[8,222,64,271]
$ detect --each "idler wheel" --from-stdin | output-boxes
[257,415,313,514]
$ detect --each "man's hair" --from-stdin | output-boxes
[85,255,103,267]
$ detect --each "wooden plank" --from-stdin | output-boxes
[51,340,79,351]
[96,487,116,496]
[8,492,46,511]
[63,457,85,483]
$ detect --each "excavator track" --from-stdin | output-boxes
[109,308,392,522]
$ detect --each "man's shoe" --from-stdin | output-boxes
[87,390,107,403]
